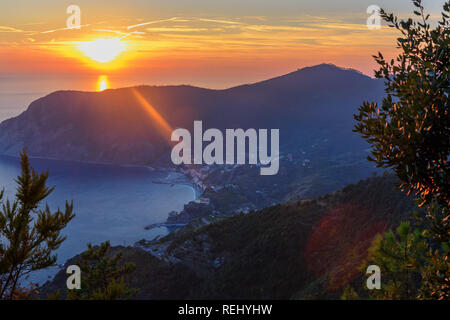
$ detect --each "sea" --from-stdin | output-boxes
[0,154,196,285]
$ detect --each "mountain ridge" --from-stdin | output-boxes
[0,63,384,166]
[39,173,416,299]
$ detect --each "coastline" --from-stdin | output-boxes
[0,153,203,236]
[144,170,204,233]
[0,152,203,197]
[152,169,203,198]
[0,155,197,287]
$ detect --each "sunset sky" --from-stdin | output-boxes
[0,0,446,120]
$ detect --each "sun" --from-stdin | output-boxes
[78,38,126,63]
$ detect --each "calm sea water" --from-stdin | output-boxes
[0,154,195,285]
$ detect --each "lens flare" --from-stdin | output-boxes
[131,88,173,142]
[304,203,387,291]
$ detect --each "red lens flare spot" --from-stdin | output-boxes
[304,203,387,292]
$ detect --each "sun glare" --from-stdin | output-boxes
[97,75,109,91]
[78,38,126,63]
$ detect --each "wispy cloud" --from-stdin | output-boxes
[127,18,179,29]
[93,29,146,38]
[198,18,242,25]
[39,24,91,34]
[146,27,209,33]
[0,26,26,33]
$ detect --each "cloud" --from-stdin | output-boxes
[127,18,180,29]
[0,26,25,33]
[198,18,242,25]
[1,13,397,61]
[39,24,91,34]
[146,27,209,33]
[93,29,146,38]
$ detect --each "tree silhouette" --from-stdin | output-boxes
[354,0,449,299]
[0,150,75,299]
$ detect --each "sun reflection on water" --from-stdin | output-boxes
[97,75,109,91]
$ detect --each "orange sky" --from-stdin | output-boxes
[0,2,411,89]
[1,14,401,85]
[0,1,446,98]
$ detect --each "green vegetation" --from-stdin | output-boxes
[354,0,449,299]
[3,0,448,301]
[39,173,420,300]
[362,222,427,299]
[39,245,200,299]
[158,174,416,299]
[67,241,138,300]
[0,150,75,299]
[0,152,140,300]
